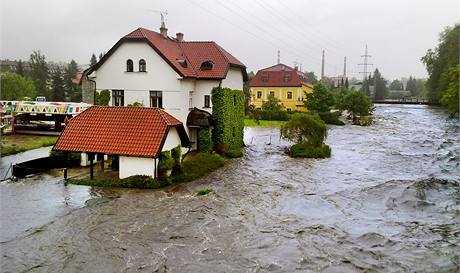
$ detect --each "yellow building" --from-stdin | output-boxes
[249,64,313,112]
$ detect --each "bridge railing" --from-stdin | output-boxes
[0,101,91,115]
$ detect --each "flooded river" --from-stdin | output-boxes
[1,105,459,273]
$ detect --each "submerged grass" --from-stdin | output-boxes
[244,119,287,127]
[196,188,214,196]
[1,135,58,157]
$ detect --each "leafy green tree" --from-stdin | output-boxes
[422,24,459,103]
[0,72,37,100]
[305,82,334,112]
[343,90,374,120]
[261,95,282,112]
[373,68,387,100]
[305,71,317,84]
[90,53,98,66]
[415,79,427,98]
[64,60,80,101]
[29,50,49,98]
[405,76,418,96]
[16,59,25,77]
[280,113,327,146]
[50,67,65,101]
[94,89,111,105]
[389,79,403,90]
[439,65,459,115]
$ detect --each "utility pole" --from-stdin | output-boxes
[277,50,280,64]
[321,50,325,80]
[358,45,373,81]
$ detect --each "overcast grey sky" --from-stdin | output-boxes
[1,0,458,80]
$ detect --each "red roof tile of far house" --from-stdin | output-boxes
[53,106,190,157]
[92,27,247,80]
[249,70,305,87]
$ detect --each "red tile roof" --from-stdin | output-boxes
[53,106,190,157]
[93,27,246,80]
[249,64,312,88]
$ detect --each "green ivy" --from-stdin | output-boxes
[198,128,213,153]
[157,151,174,180]
[211,87,244,148]
[171,145,182,174]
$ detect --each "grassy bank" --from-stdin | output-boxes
[244,119,287,127]
[1,135,58,156]
[68,152,226,189]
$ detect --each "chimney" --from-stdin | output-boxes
[294,65,298,71]
[176,32,184,42]
[160,21,168,38]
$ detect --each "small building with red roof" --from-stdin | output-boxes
[53,106,190,179]
[83,23,247,150]
[249,64,313,112]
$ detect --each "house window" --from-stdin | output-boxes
[150,91,162,108]
[257,91,262,99]
[286,108,292,112]
[139,59,146,72]
[261,74,268,82]
[126,59,133,72]
[200,61,213,71]
[112,90,124,106]
[283,74,291,82]
[287,91,293,99]
[269,91,275,97]
[204,95,211,108]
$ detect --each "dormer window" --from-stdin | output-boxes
[126,59,133,72]
[139,59,146,72]
[261,74,269,82]
[200,61,213,71]
[283,74,291,82]
[177,59,187,68]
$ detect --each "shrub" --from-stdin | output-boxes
[157,151,174,179]
[280,113,327,146]
[318,111,345,125]
[94,89,110,105]
[69,175,169,189]
[49,150,81,166]
[214,143,229,155]
[172,153,225,183]
[224,147,243,158]
[171,145,183,174]
[196,188,213,196]
[127,101,144,107]
[198,128,213,153]
[342,90,374,120]
[290,143,331,158]
[353,116,374,126]
[305,82,335,112]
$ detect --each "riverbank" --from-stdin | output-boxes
[0,135,57,157]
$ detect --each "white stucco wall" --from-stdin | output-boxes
[162,127,182,151]
[221,67,244,90]
[119,156,155,179]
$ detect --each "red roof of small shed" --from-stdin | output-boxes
[53,106,190,157]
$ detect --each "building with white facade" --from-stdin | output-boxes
[83,25,247,148]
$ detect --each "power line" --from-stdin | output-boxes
[358,45,373,81]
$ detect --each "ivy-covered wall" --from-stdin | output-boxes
[211,87,245,148]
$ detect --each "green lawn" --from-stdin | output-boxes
[0,135,58,156]
[244,119,287,127]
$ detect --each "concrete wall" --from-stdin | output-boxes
[119,156,155,179]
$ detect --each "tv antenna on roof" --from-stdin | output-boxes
[147,9,168,27]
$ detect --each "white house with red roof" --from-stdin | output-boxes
[84,24,247,147]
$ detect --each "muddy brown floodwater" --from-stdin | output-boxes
[1,105,459,273]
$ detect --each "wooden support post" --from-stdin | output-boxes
[89,153,94,180]
[100,154,104,170]
[63,151,68,181]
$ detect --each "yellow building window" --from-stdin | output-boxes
[269,91,275,97]
[257,91,262,99]
[287,91,292,99]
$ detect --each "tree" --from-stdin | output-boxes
[345,78,349,89]
[439,64,459,115]
[280,113,327,146]
[50,67,65,101]
[64,60,80,101]
[16,59,25,77]
[260,96,286,120]
[305,71,317,84]
[0,72,37,100]
[422,24,459,103]
[373,68,387,100]
[342,90,374,121]
[389,79,403,90]
[29,50,49,98]
[405,76,418,96]
[90,53,97,66]
[94,89,111,105]
[98,52,105,61]
[305,82,334,112]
